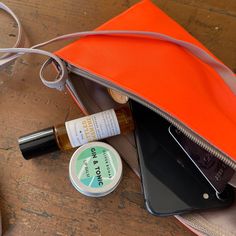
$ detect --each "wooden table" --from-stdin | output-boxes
[0,0,235,235]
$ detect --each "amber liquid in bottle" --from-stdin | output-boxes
[54,106,134,150]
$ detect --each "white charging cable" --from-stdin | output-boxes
[0,2,236,94]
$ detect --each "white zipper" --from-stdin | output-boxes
[67,64,236,171]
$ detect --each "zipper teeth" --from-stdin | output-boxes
[142,102,236,169]
[68,65,236,171]
[130,99,236,170]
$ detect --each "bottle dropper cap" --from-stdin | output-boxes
[18,127,60,160]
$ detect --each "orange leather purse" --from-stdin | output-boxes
[54,1,236,235]
[56,0,236,169]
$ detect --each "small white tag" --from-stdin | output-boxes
[65,109,120,147]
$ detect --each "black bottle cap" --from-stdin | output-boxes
[18,127,60,160]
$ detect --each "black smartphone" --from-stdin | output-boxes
[130,100,234,216]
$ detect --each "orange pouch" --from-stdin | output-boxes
[54,2,236,234]
[55,0,236,172]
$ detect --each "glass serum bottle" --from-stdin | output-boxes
[18,106,134,159]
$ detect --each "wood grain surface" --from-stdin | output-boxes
[0,0,235,235]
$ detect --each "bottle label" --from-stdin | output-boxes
[75,146,118,188]
[65,109,121,147]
